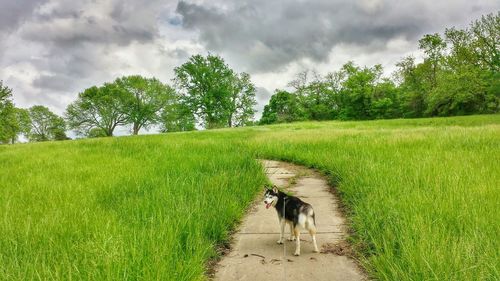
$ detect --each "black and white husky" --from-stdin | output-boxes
[264,185,319,256]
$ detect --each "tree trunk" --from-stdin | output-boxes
[106,127,113,136]
[133,123,140,135]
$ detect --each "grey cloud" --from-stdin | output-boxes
[176,0,499,72]
[0,0,48,32]
[255,87,271,117]
[13,0,170,82]
[32,74,76,92]
[255,87,271,102]
[16,0,164,48]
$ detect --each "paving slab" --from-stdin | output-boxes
[212,160,367,281]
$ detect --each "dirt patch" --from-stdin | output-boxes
[206,241,232,279]
[320,240,354,257]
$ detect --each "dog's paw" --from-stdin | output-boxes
[294,252,300,256]
[287,237,295,241]
[313,249,319,253]
[276,240,283,244]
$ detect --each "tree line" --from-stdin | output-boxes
[1,12,498,144]
[261,13,499,124]
[0,54,257,144]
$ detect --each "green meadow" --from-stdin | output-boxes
[1,114,499,280]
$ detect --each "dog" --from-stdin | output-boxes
[264,185,319,256]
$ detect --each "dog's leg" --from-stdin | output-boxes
[287,222,295,241]
[309,227,319,253]
[277,219,285,244]
[306,217,319,253]
[294,226,301,256]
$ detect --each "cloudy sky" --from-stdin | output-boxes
[1,0,498,130]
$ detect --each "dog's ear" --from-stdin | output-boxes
[272,185,278,193]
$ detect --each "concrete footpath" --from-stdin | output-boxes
[212,160,366,281]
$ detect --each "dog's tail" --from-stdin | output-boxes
[306,206,316,228]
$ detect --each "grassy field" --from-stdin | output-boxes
[1,114,499,280]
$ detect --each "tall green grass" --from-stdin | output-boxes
[250,115,500,280]
[1,114,499,280]
[0,132,267,280]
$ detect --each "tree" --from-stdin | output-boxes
[419,33,446,89]
[87,128,107,138]
[160,99,196,133]
[228,72,257,127]
[0,81,20,144]
[174,54,257,129]
[66,83,128,137]
[425,12,500,116]
[338,62,381,120]
[395,56,427,117]
[115,75,175,135]
[469,12,500,72]
[371,79,400,119]
[288,70,338,120]
[15,108,31,139]
[26,105,67,142]
[260,90,306,124]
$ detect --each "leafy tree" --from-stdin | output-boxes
[115,75,175,135]
[418,33,446,89]
[87,128,108,138]
[395,56,427,117]
[228,72,257,127]
[66,83,128,137]
[426,12,500,116]
[469,12,500,72]
[15,108,31,138]
[160,99,196,133]
[0,81,21,144]
[371,79,400,119]
[289,70,338,120]
[338,62,381,120]
[26,105,67,142]
[260,90,306,124]
[174,54,256,129]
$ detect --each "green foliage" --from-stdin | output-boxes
[395,56,428,117]
[288,71,338,120]
[87,128,108,138]
[337,62,382,120]
[229,72,257,127]
[174,54,256,129]
[66,84,129,137]
[0,82,32,144]
[259,90,306,124]
[26,105,67,142]
[0,82,66,144]
[370,79,400,119]
[0,81,18,144]
[160,99,196,133]
[114,75,175,135]
[14,108,31,138]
